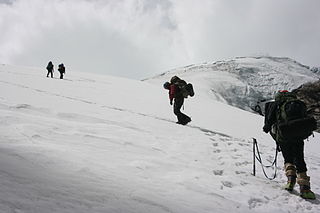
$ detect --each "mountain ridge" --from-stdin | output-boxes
[146,56,318,112]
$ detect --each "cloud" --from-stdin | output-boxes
[0,0,319,79]
[170,0,320,66]
[0,0,185,79]
[0,0,14,5]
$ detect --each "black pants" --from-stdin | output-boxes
[279,140,307,173]
[173,97,190,123]
[59,72,64,79]
[47,71,53,78]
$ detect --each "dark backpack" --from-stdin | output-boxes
[58,64,65,73]
[276,92,317,140]
[175,79,194,98]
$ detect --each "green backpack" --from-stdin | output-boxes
[275,91,317,140]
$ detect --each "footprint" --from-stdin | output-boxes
[235,161,250,166]
[212,142,218,147]
[213,170,224,176]
[31,134,42,139]
[238,143,250,147]
[213,149,221,153]
[15,104,31,109]
[248,198,263,209]
[235,171,246,175]
[240,181,248,186]
[221,181,233,188]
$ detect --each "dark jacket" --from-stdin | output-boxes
[46,62,54,71]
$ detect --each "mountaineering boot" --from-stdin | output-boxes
[284,175,296,191]
[182,116,191,125]
[176,116,191,125]
[300,185,316,199]
[297,172,316,200]
[284,163,296,191]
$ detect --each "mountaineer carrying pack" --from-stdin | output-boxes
[275,90,317,140]
[163,76,193,125]
[170,76,194,98]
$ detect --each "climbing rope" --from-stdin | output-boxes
[252,138,279,180]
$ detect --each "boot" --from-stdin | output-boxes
[284,175,296,191]
[284,163,296,191]
[297,172,316,200]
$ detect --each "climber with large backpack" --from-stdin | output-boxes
[58,63,66,79]
[263,90,317,199]
[163,76,194,125]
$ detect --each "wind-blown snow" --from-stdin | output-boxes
[0,62,319,213]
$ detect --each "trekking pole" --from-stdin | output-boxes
[252,138,256,176]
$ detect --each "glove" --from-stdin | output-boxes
[170,100,173,105]
[263,125,270,133]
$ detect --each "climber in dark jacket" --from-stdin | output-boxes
[46,61,54,78]
[164,76,191,125]
[58,63,66,79]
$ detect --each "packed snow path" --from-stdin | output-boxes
[0,65,319,213]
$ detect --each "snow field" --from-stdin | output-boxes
[0,63,320,213]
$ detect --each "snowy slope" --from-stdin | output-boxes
[146,56,319,111]
[0,64,320,213]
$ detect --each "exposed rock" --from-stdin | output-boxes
[292,80,320,132]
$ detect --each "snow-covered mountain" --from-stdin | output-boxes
[0,62,319,213]
[146,56,319,112]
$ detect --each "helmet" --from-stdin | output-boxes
[274,90,292,101]
[163,82,170,90]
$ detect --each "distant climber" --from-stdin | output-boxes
[163,76,194,125]
[46,61,54,78]
[58,63,66,79]
[263,90,317,199]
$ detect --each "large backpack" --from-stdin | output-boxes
[171,76,195,98]
[176,80,194,98]
[58,64,65,73]
[275,91,317,140]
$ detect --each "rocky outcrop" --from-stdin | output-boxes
[292,80,320,132]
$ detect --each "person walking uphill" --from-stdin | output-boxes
[46,61,54,78]
[263,90,317,199]
[58,63,66,79]
[163,76,194,125]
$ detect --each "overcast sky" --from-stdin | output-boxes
[0,0,319,79]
